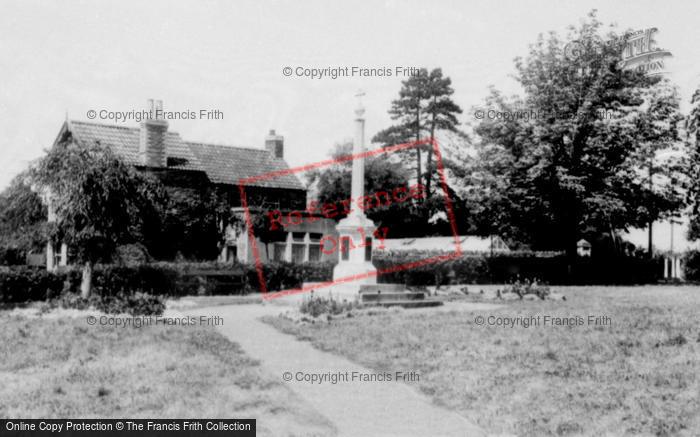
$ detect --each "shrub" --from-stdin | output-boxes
[299,294,357,318]
[501,279,550,299]
[0,267,65,304]
[244,262,333,292]
[94,292,165,316]
[113,243,152,265]
[55,292,96,311]
[56,291,165,315]
[261,262,303,291]
[683,250,700,281]
[92,265,181,297]
[0,246,25,266]
[374,251,489,285]
[297,261,334,282]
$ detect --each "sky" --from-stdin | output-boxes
[1,0,698,251]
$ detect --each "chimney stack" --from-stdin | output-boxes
[139,99,168,167]
[265,129,284,159]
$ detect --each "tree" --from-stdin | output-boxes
[373,68,462,197]
[31,142,167,297]
[374,72,428,187]
[685,85,700,239]
[468,11,685,257]
[248,200,286,261]
[424,69,463,196]
[159,187,231,261]
[0,171,47,261]
[306,142,427,237]
[628,81,685,255]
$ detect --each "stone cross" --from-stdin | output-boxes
[354,89,366,113]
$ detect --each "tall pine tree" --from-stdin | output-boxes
[373,68,462,197]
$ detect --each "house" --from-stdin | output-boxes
[381,235,510,254]
[45,99,337,269]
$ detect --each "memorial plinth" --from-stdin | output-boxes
[331,213,377,288]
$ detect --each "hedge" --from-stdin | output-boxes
[0,246,26,266]
[62,265,181,297]
[373,250,664,286]
[0,267,64,303]
[0,261,336,305]
[0,251,665,307]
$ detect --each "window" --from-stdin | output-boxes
[341,237,350,261]
[308,233,322,262]
[273,243,286,261]
[290,232,306,264]
[308,245,321,262]
[292,244,305,264]
[52,244,63,268]
[364,237,372,261]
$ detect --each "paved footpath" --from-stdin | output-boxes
[185,304,485,437]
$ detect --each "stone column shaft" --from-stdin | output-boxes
[351,111,365,209]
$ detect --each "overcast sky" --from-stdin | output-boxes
[1,0,698,250]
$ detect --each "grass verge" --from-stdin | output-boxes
[0,311,335,437]
[265,285,700,436]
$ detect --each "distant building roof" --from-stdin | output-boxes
[57,120,304,190]
[382,235,510,253]
[187,141,303,190]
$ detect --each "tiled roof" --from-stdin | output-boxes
[67,121,203,172]
[64,120,304,190]
[187,142,304,190]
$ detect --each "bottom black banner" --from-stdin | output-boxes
[0,420,255,437]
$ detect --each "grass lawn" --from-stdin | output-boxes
[0,310,335,437]
[266,285,700,436]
